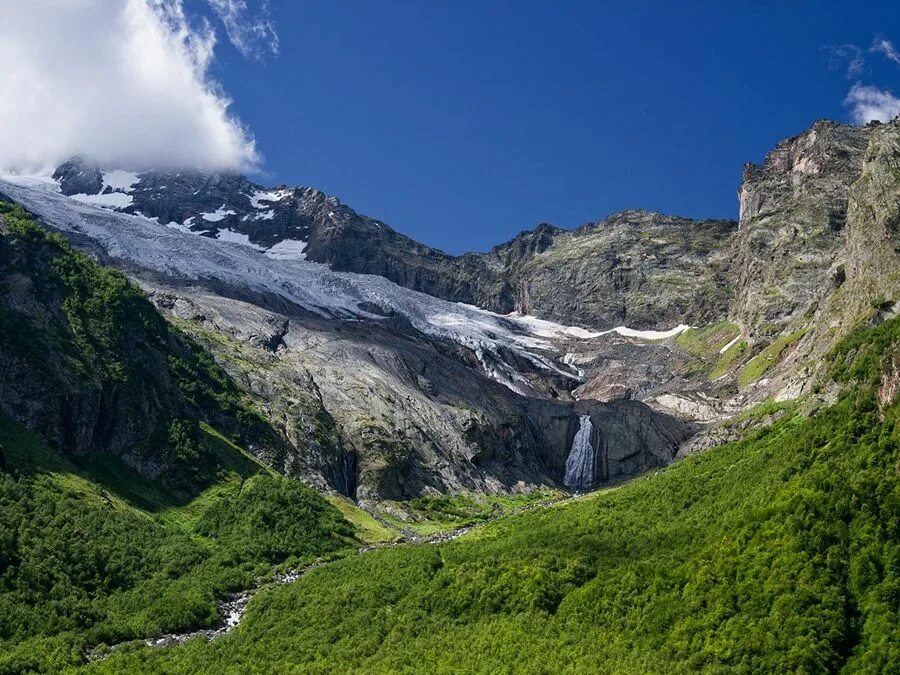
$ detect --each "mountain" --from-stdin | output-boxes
[0,175,692,508]
[0,117,899,671]
[99,315,900,672]
[4,118,900,505]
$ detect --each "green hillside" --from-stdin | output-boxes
[95,319,900,674]
[0,204,359,673]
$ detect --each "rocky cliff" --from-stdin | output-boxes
[0,190,692,508]
[0,204,285,490]
[5,116,900,507]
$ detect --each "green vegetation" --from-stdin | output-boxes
[96,318,900,673]
[381,490,564,536]
[738,328,807,387]
[709,338,748,380]
[0,416,355,674]
[676,322,747,380]
[0,201,282,491]
[676,321,740,359]
[327,496,401,544]
[0,202,361,672]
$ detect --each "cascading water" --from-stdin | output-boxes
[563,414,595,489]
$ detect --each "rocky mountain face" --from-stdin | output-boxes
[0,183,692,509]
[147,286,689,505]
[4,116,900,509]
[731,120,870,340]
[0,206,286,491]
[50,158,737,332]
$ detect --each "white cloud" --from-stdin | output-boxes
[844,83,900,125]
[0,0,260,172]
[825,44,865,78]
[871,37,900,65]
[208,0,279,60]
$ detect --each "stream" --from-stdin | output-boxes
[90,498,562,661]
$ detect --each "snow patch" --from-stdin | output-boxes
[215,228,264,250]
[103,170,140,192]
[265,239,307,261]
[719,333,743,354]
[70,191,134,209]
[249,189,291,209]
[601,324,691,340]
[166,220,194,234]
[201,206,237,222]
[505,312,690,342]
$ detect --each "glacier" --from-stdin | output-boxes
[0,173,691,398]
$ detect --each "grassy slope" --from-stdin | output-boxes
[97,320,900,674]
[0,414,356,674]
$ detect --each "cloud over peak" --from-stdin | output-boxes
[0,0,274,173]
[827,36,900,125]
[845,84,900,125]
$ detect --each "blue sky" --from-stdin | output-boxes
[186,2,897,252]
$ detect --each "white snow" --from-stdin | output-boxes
[0,169,61,191]
[61,170,142,210]
[70,191,134,209]
[505,312,604,339]
[265,239,307,261]
[249,189,291,209]
[719,333,743,354]
[0,173,686,398]
[201,206,237,222]
[165,221,193,234]
[506,311,690,342]
[255,210,275,221]
[103,170,140,192]
[216,228,264,250]
[601,324,691,340]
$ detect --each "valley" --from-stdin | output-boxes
[0,117,899,672]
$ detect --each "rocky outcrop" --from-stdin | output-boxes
[489,211,737,329]
[731,121,870,340]
[0,213,182,472]
[53,157,104,196]
[834,119,900,332]
[0,209,288,490]
[151,286,691,503]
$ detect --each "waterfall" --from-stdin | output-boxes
[564,414,595,489]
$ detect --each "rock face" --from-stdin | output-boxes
[4,116,900,505]
[52,157,104,196]
[41,160,738,332]
[834,120,900,331]
[145,286,690,503]
[486,211,736,330]
[732,120,871,340]
[0,211,284,490]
